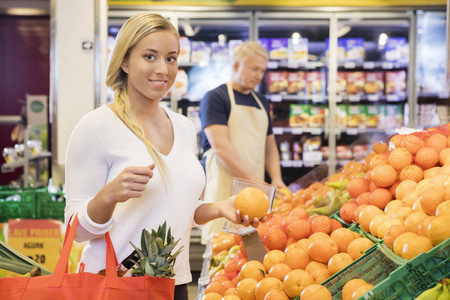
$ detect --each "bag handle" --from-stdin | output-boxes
[51,214,119,286]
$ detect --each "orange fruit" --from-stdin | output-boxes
[426,133,448,153]
[436,200,450,216]
[304,261,327,274]
[376,217,403,238]
[401,134,423,155]
[428,215,450,246]
[342,279,370,300]
[327,252,354,275]
[307,237,339,264]
[263,228,287,251]
[331,219,343,232]
[393,232,418,256]
[389,134,405,149]
[222,280,237,291]
[310,215,332,234]
[383,224,406,250]
[281,215,300,228]
[357,205,384,232]
[295,238,312,252]
[284,247,309,270]
[202,292,223,300]
[282,269,315,299]
[399,165,424,182]
[347,238,374,260]
[355,192,371,205]
[289,206,309,219]
[439,148,450,165]
[415,147,439,170]
[395,180,418,201]
[420,185,446,215]
[310,268,331,284]
[430,174,448,186]
[263,289,290,300]
[439,164,450,175]
[236,278,258,300]
[353,204,368,223]
[340,202,358,223]
[423,167,441,179]
[347,178,370,198]
[286,219,311,240]
[369,188,393,209]
[402,190,419,208]
[371,164,397,188]
[384,200,404,215]
[263,250,285,272]
[369,214,391,237]
[267,263,292,281]
[403,211,428,234]
[330,227,357,253]
[254,277,283,300]
[300,284,332,300]
[388,181,401,197]
[392,206,413,222]
[401,235,433,260]
[235,187,270,220]
[417,216,435,237]
[369,153,389,169]
[222,295,240,300]
[388,147,413,171]
[238,260,266,282]
[373,141,389,154]
[205,281,227,296]
[351,284,374,300]
[224,288,238,296]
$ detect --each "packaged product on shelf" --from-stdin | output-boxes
[303,136,323,164]
[2,147,16,163]
[266,71,288,94]
[167,69,188,97]
[336,145,352,160]
[210,42,229,61]
[346,71,365,96]
[345,38,365,64]
[257,37,270,50]
[325,38,346,65]
[279,140,291,161]
[179,36,191,63]
[303,136,322,151]
[336,104,348,129]
[418,103,438,127]
[385,70,407,99]
[268,38,289,60]
[352,144,369,160]
[346,104,367,128]
[287,71,306,94]
[309,105,326,127]
[228,39,243,58]
[292,141,302,160]
[383,37,409,65]
[306,71,324,95]
[288,37,308,66]
[336,71,347,96]
[366,104,385,128]
[191,41,211,64]
[364,71,385,97]
[384,104,404,128]
[289,104,310,127]
[321,146,329,160]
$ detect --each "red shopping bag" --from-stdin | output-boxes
[0,214,175,300]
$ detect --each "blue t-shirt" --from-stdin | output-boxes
[199,84,273,154]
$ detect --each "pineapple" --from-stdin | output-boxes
[127,221,182,278]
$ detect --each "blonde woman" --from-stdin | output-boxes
[64,13,258,299]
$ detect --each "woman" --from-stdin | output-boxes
[64,12,259,299]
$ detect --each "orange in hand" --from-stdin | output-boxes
[235,187,270,220]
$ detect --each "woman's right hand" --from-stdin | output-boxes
[102,163,155,204]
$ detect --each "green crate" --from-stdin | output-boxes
[35,190,65,221]
[321,243,406,300]
[330,211,353,228]
[360,239,450,299]
[0,188,37,222]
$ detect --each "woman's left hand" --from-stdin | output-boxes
[219,195,266,228]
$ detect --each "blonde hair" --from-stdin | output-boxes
[232,41,269,65]
[106,13,179,186]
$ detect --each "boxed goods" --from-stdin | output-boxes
[307,71,324,96]
[257,37,270,50]
[325,38,346,65]
[346,71,365,96]
[288,37,308,66]
[336,145,352,160]
[345,38,365,64]
[210,42,229,61]
[289,104,310,127]
[346,104,367,128]
[287,71,306,94]
[364,71,385,97]
[228,39,243,59]
[268,38,289,60]
[336,72,347,96]
[266,71,288,94]
[384,104,404,128]
[191,41,211,64]
[366,105,385,128]
[309,105,326,127]
[336,104,348,128]
[385,70,407,99]
[383,37,409,65]
[179,36,191,63]
[279,140,291,161]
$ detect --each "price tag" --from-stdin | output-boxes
[386,94,399,102]
[348,95,360,102]
[311,95,323,103]
[438,92,450,99]
[270,94,282,102]
[382,61,394,69]
[273,127,284,135]
[363,61,375,69]
[310,128,322,135]
[344,62,356,69]
[267,61,279,69]
[367,94,379,101]
[291,127,303,135]
[7,219,62,274]
[306,62,316,69]
[292,160,303,167]
[287,62,299,69]
[346,128,358,135]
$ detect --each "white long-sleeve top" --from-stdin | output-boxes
[64,105,205,285]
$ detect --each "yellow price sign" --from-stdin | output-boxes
[8,219,62,274]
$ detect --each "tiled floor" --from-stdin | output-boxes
[188,283,198,300]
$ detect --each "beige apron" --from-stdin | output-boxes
[201,82,269,243]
